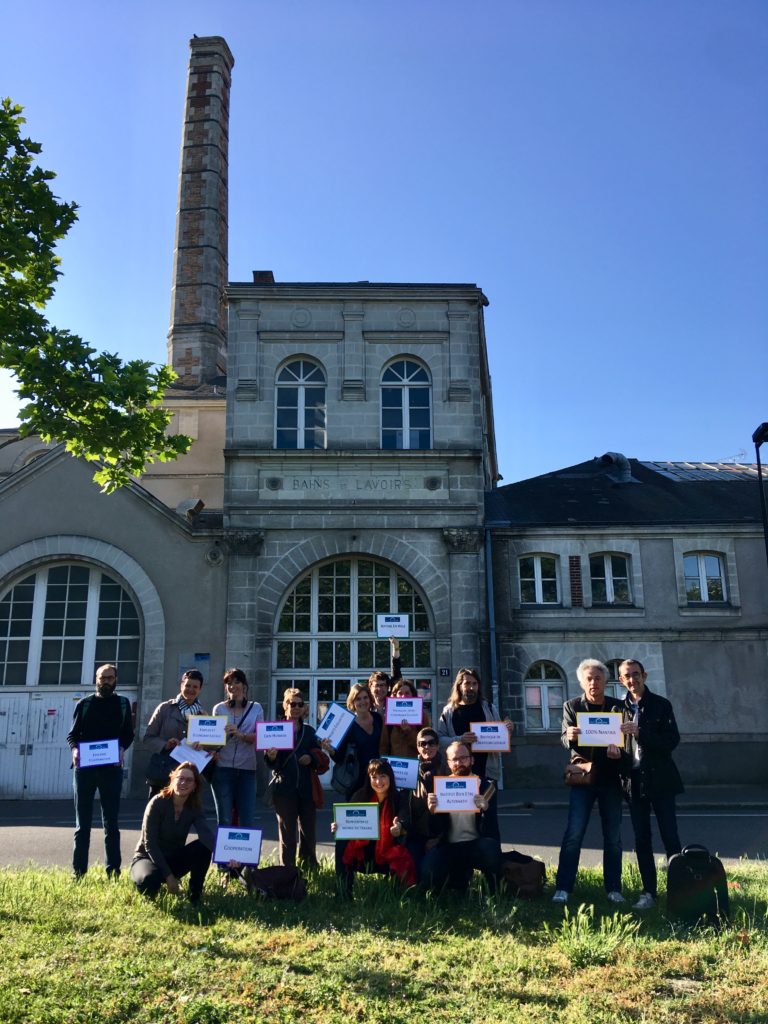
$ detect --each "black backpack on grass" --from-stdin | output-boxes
[666,844,730,926]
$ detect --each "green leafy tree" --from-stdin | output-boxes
[0,99,191,492]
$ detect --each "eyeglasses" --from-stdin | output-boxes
[288,701,305,708]
[417,739,438,748]
[448,755,472,764]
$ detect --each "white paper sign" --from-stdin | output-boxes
[383,756,419,790]
[385,697,423,726]
[433,775,480,813]
[470,721,510,753]
[213,826,263,865]
[170,741,212,773]
[78,738,120,768]
[255,721,294,750]
[576,712,623,747]
[187,715,227,747]
[376,614,409,638]
[333,803,380,840]
[315,702,355,748]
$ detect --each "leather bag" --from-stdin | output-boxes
[564,763,594,787]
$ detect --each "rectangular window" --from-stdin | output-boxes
[589,554,631,605]
[519,555,559,605]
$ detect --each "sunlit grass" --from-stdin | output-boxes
[1,860,767,1023]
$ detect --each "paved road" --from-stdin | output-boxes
[2,796,765,871]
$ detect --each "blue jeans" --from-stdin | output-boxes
[555,785,623,894]
[628,789,681,897]
[211,767,257,829]
[72,764,124,876]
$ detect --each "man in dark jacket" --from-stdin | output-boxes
[421,741,502,894]
[619,658,683,910]
[67,664,134,879]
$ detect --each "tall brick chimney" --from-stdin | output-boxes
[167,36,234,387]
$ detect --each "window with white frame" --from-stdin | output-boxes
[519,555,559,605]
[381,359,431,450]
[524,661,565,731]
[0,564,140,687]
[604,659,626,700]
[275,360,327,449]
[683,552,727,603]
[589,553,632,605]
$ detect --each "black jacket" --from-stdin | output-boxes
[67,692,134,751]
[621,687,684,799]
[562,695,626,789]
[266,722,324,802]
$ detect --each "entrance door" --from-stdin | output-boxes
[0,690,136,798]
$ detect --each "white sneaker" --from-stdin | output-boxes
[606,891,625,904]
[633,892,655,910]
[552,889,569,904]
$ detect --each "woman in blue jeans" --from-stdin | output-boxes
[211,668,263,880]
[552,659,626,906]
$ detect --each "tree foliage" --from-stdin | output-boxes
[0,99,191,492]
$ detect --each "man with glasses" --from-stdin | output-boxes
[618,659,683,910]
[67,664,134,879]
[420,740,502,894]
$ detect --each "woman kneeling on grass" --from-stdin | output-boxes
[131,762,214,904]
[332,758,416,897]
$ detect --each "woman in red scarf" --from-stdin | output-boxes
[332,758,416,897]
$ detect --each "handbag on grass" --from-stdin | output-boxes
[564,763,594,787]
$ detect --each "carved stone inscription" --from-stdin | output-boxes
[257,470,447,501]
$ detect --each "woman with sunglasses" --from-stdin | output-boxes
[130,761,214,904]
[379,678,431,760]
[331,758,415,897]
[265,688,327,869]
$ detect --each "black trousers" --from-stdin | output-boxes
[131,839,212,899]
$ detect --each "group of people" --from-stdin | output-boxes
[65,653,683,910]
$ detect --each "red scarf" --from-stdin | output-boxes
[342,798,416,886]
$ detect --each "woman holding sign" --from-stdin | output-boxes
[143,670,207,794]
[130,762,214,904]
[211,669,264,842]
[332,758,416,896]
[265,688,328,869]
[380,678,431,760]
[321,682,383,799]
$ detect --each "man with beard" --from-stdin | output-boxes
[67,664,134,879]
[436,668,513,782]
[420,740,502,894]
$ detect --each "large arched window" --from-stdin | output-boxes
[381,359,431,450]
[0,564,141,687]
[274,557,434,722]
[275,359,327,449]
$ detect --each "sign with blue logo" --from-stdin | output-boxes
[78,737,120,768]
[382,756,419,790]
[213,826,263,865]
[187,715,227,746]
[385,696,423,726]
[255,720,294,750]
[434,775,480,813]
[576,712,623,747]
[469,720,510,753]
[333,803,380,840]
[376,613,409,638]
[315,701,355,748]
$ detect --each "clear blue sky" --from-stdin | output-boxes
[2,0,765,482]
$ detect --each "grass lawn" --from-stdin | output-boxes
[2,860,767,1023]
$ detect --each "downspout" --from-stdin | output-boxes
[484,524,501,788]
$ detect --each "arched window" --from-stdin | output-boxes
[381,359,431,450]
[523,661,565,731]
[274,557,434,722]
[275,360,326,449]
[0,564,141,687]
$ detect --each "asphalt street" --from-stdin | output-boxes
[2,792,765,871]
